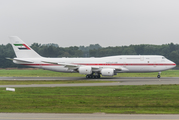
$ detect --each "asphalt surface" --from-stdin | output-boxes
[0,113,179,120]
[0,77,179,87]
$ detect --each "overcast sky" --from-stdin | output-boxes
[0,0,179,47]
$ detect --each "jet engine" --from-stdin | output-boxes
[101,68,115,76]
[78,66,92,75]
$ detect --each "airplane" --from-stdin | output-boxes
[7,36,176,79]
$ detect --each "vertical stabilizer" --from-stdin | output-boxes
[10,36,42,58]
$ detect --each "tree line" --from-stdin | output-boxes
[0,43,178,68]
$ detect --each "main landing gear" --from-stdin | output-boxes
[157,72,161,78]
[86,73,101,79]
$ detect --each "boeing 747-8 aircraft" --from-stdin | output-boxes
[8,36,176,78]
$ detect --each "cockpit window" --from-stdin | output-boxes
[162,57,165,59]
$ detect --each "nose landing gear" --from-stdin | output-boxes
[157,72,161,78]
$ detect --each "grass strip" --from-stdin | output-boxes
[0,69,179,77]
[1,85,179,113]
[0,80,113,85]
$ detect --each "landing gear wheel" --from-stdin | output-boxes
[89,75,92,79]
[86,73,101,79]
[157,75,160,78]
[86,75,92,79]
[86,75,89,79]
[157,72,161,78]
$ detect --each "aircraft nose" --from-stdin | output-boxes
[170,61,176,68]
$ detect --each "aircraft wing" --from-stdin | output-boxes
[42,61,101,70]
[42,61,78,68]
[42,61,128,72]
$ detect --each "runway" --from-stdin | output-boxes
[1,76,164,80]
[1,76,179,81]
[0,113,179,120]
[0,77,178,88]
[1,77,179,120]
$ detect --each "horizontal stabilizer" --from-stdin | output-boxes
[6,58,34,63]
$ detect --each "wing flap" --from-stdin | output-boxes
[114,67,129,72]
[41,61,59,65]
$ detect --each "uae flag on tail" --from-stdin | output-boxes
[14,44,31,50]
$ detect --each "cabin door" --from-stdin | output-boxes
[140,56,144,61]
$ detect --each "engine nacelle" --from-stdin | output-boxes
[78,66,92,75]
[101,68,114,76]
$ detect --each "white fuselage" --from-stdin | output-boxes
[13,55,176,73]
